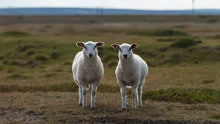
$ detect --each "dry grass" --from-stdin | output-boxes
[0,92,220,123]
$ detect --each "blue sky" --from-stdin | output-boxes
[0,0,220,10]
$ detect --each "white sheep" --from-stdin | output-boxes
[112,43,148,110]
[72,41,104,109]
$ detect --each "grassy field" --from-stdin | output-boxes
[0,15,220,123]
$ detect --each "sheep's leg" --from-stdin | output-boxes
[118,81,127,110]
[91,83,98,109]
[82,85,87,108]
[131,85,138,109]
[78,86,83,106]
[137,83,143,107]
[121,87,127,110]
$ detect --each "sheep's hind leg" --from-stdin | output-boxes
[91,83,98,110]
[137,82,144,107]
[82,85,87,108]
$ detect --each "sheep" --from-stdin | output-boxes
[111,43,148,110]
[72,41,104,109]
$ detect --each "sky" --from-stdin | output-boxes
[0,0,220,10]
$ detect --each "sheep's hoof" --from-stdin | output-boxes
[90,107,96,111]
[82,106,87,108]
[122,108,126,110]
[78,103,82,106]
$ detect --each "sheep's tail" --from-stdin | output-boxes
[86,84,90,90]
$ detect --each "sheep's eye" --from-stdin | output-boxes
[128,48,132,51]
[119,48,121,51]
[84,47,87,50]
[94,46,96,49]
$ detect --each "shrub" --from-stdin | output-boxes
[35,55,48,61]
[171,38,202,48]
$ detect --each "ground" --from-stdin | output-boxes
[0,15,219,123]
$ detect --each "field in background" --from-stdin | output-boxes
[0,16,220,123]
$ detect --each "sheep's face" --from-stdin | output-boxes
[112,43,138,59]
[76,41,104,58]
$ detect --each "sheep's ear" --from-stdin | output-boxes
[111,44,119,50]
[131,43,138,49]
[76,42,84,48]
[96,42,105,47]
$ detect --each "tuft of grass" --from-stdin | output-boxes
[142,88,220,104]
[128,30,188,37]
[50,52,59,59]
[157,38,178,42]
[6,74,29,79]
[17,45,34,52]
[209,114,220,120]
[9,61,20,66]
[1,31,30,37]
[0,56,4,60]
[171,38,202,48]
[26,50,36,56]
[202,80,215,84]
[35,55,48,61]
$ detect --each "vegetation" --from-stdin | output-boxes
[127,30,188,36]
[142,88,220,104]
[0,15,220,123]
[171,38,202,48]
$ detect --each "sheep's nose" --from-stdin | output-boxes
[89,54,93,58]
[123,54,128,59]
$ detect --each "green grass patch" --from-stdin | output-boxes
[1,31,30,37]
[128,30,188,37]
[142,88,220,104]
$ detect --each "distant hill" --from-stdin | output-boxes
[0,8,220,15]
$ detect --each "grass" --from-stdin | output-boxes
[0,83,219,104]
[0,16,220,123]
[142,88,220,104]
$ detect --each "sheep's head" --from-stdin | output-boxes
[112,43,138,59]
[76,41,104,58]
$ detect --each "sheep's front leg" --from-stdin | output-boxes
[131,84,138,109]
[118,81,127,110]
[82,85,87,108]
[78,86,83,106]
[91,83,98,109]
